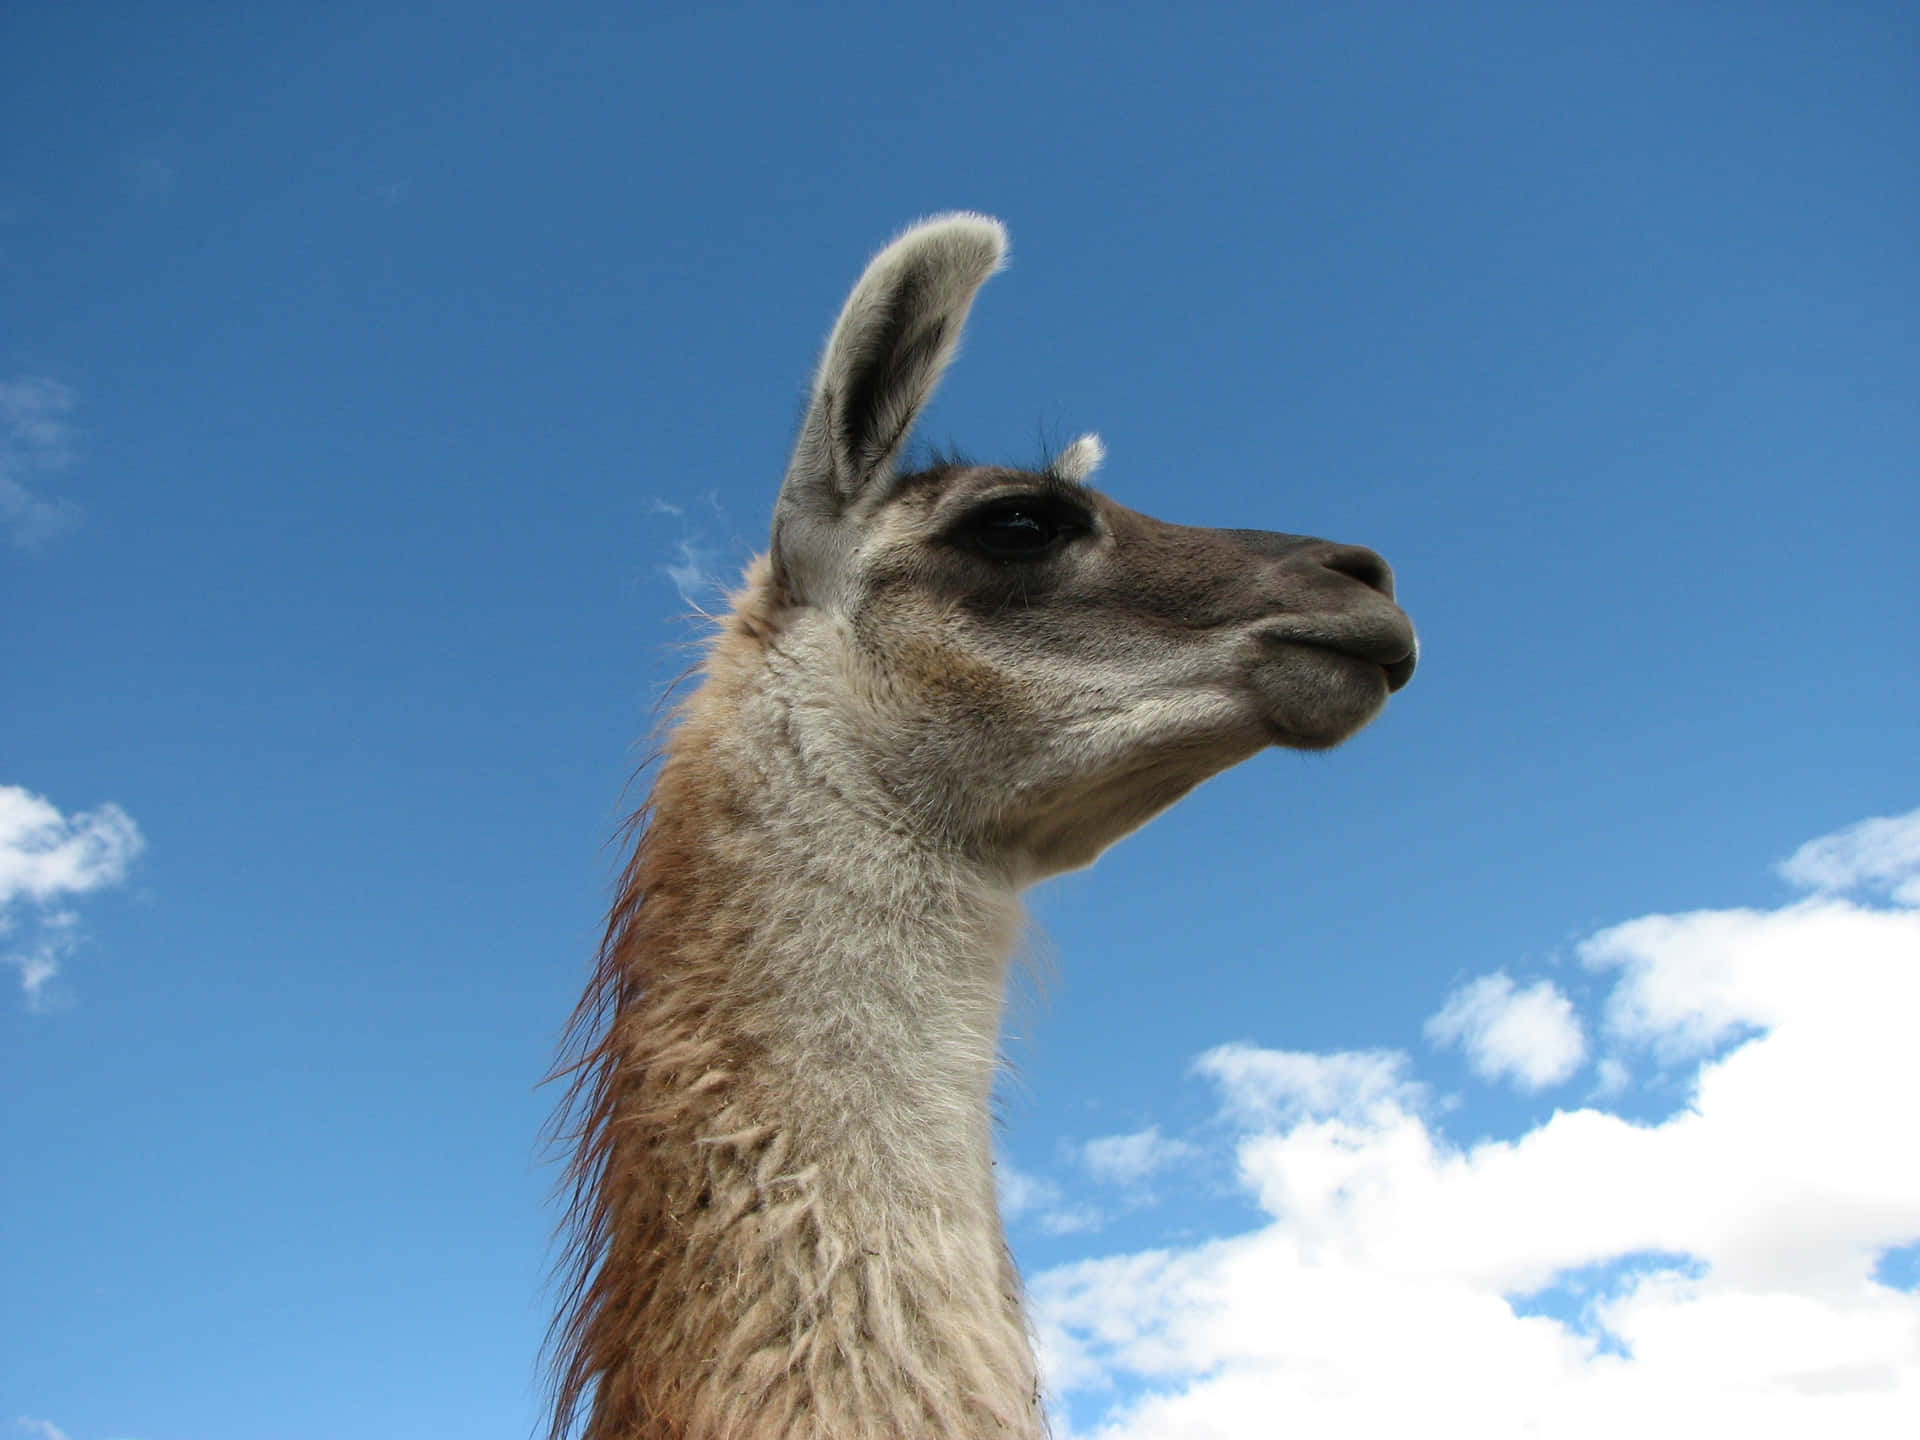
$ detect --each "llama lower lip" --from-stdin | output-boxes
[1258,630,1416,689]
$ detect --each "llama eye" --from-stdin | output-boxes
[960,501,1083,561]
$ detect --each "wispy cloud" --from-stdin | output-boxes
[1195,1043,1421,1126]
[1,786,144,1011]
[12,1420,137,1440]
[1080,1127,1197,1189]
[1035,811,1920,1437]
[999,1155,1105,1236]
[0,376,84,547]
[648,492,738,610]
[665,537,723,609]
[1426,971,1588,1091]
[1778,806,1920,906]
[1589,1055,1631,1099]
[129,150,176,201]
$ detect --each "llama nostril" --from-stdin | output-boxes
[1321,544,1395,599]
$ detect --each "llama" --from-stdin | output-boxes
[548,214,1416,1439]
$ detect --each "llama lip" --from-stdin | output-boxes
[1256,624,1417,692]
[1384,647,1417,691]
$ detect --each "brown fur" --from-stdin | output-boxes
[550,566,1040,1439]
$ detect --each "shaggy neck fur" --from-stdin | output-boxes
[551,568,1043,1440]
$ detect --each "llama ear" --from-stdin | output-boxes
[773,213,1008,600]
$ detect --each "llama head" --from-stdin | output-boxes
[765,215,1416,881]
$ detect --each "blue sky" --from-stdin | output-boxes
[4,4,1916,1437]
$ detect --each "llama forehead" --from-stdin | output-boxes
[878,462,1098,517]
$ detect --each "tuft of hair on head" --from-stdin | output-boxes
[1049,432,1106,484]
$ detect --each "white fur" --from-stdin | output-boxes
[1050,431,1106,482]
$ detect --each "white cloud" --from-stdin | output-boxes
[1033,813,1920,1439]
[0,376,84,547]
[1194,1043,1419,1126]
[999,1155,1105,1236]
[1426,971,1587,1090]
[17,1420,72,1440]
[1778,805,1920,906]
[1,785,144,1010]
[1081,1127,1196,1188]
[1589,1056,1630,1098]
[0,787,142,906]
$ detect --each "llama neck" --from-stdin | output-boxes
[554,661,1043,1440]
